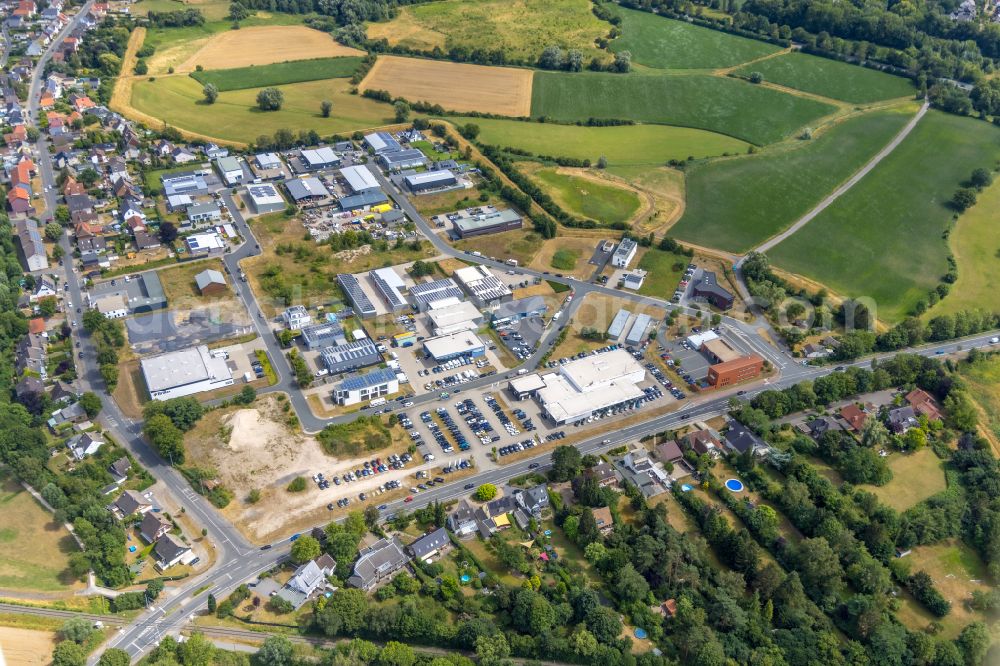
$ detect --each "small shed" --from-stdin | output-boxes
[194,268,228,296]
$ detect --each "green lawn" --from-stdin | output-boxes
[190,56,364,91]
[635,248,691,298]
[670,105,917,252]
[866,448,946,511]
[769,111,1000,322]
[935,177,1000,316]
[528,167,641,225]
[612,7,781,69]
[736,52,916,103]
[530,71,835,145]
[130,75,394,143]
[550,248,580,270]
[451,116,748,165]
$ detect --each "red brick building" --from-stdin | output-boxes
[707,355,763,388]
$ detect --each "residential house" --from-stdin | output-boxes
[840,404,868,433]
[805,415,845,440]
[153,533,192,570]
[110,489,152,518]
[347,535,409,591]
[906,388,943,422]
[619,446,669,497]
[592,506,614,534]
[803,342,831,359]
[66,432,104,460]
[407,527,450,562]
[887,406,919,434]
[586,460,619,488]
[47,401,88,429]
[31,277,57,302]
[446,500,478,538]
[16,333,47,379]
[274,554,336,609]
[515,484,549,517]
[15,219,46,270]
[140,512,172,543]
[654,439,685,466]
[108,456,131,484]
[14,375,44,403]
[49,380,76,404]
[723,420,766,455]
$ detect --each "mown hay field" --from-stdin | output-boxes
[190,56,364,91]
[360,55,533,116]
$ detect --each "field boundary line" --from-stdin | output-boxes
[713,46,791,76]
[753,99,929,254]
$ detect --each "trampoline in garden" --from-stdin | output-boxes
[680,484,693,492]
[634,628,648,639]
[725,478,745,492]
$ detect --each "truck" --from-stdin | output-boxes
[505,258,518,267]
[552,311,562,321]
[369,397,387,408]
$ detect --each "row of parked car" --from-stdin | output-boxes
[644,361,686,399]
[671,263,699,303]
[456,398,501,445]
[485,393,521,438]
[510,406,535,433]
[498,438,537,457]
[545,343,626,369]
[543,430,567,443]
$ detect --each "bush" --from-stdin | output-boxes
[475,484,498,501]
[287,476,307,492]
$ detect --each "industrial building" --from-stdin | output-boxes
[378,149,428,171]
[426,300,483,335]
[89,272,167,316]
[254,152,283,171]
[508,373,546,400]
[611,238,638,269]
[607,309,631,341]
[339,190,390,211]
[530,349,646,424]
[625,313,652,345]
[285,177,330,203]
[424,330,486,362]
[338,273,377,318]
[334,367,399,406]
[283,305,312,330]
[215,156,244,186]
[702,338,741,364]
[403,169,456,193]
[246,183,286,214]
[622,269,647,290]
[162,171,208,198]
[300,146,340,171]
[409,278,465,311]
[364,132,401,154]
[141,345,234,400]
[453,209,523,239]
[491,296,547,327]
[320,339,382,374]
[369,267,407,312]
[453,265,512,307]
[707,355,763,388]
[340,165,380,193]
[301,322,347,350]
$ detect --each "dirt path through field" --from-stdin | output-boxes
[713,46,792,76]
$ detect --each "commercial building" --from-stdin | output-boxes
[285,177,330,203]
[369,267,407,312]
[334,366,399,406]
[533,349,646,424]
[691,271,734,310]
[622,269,647,290]
[301,322,346,350]
[300,146,340,171]
[162,171,207,198]
[338,273,377,318]
[89,272,167,315]
[625,313,652,346]
[194,268,227,295]
[320,339,381,374]
[340,165,380,194]
[403,169,456,193]
[409,278,465,311]
[364,132,402,154]
[508,373,546,400]
[611,238,638,269]
[707,354,763,388]
[339,190,390,211]
[215,156,244,186]
[141,345,234,400]
[702,338,740,364]
[283,305,312,330]
[378,149,428,171]
[246,183,286,214]
[607,308,631,341]
[491,296,547,327]
[254,152,283,171]
[185,232,225,256]
[453,209,523,239]
[426,300,483,335]
[453,265,512,307]
[423,330,486,362]
[186,201,221,225]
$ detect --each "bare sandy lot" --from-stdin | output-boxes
[177,26,364,73]
[0,626,56,665]
[186,398,432,542]
[360,55,533,116]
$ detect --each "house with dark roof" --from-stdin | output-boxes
[723,420,766,455]
[805,416,845,440]
[887,406,919,434]
[153,533,192,570]
[14,375,44,403]
[407,527,450,562]
[447,500,478,538]
[690,271,734,310]
[66,432,104,460]
[515,484,549,516]
[680,429,722,456]
[654,440,685,465]
[110,489,152,518]
[275,555,336,609]
[140,512,171,543]
[108,456,131,483]
[347,536,409,591]
[586,460,619,488]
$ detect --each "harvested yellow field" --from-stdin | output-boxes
[0,626,57,665]
[177,26,364,73]
[367,9,447,51]
[360,55,533,116]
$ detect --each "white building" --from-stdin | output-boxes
[334,367,399,406]
[611,238,637,269]
[141,345,235,400]
[426,300,483,336]
[532,349,646,424]
[215,156,244,186]
[453,265,512,307]
[424,330,486,362]
[282,305,312,330]
[246,182,286,214]
[340,165,380,194]
[185,232,225,256]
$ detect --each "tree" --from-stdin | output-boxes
[290,534,321,563]
[952,187,978,211]
[550,445,582,481]
[59,617,94,644]
[316,588,368,635]
[235,385,256,405]
[393,100,411,123]
[256,87,284,111]
[748,71,764,83]
[970,167,992,189]
[202,83,219,104]
[78,392,102,418]
[861,417,890,450]
[268,595,295,614]
[409,260,434,277]
[957,622,990,666]
[229,1,251,21]
[255,635,294,666]
[207,593,217,614]
[135,59,148,75]
[52,641,86,666]
[378,641,416,666]
[45,222,63,241]
[475,483,497,501]
[586,605,622,644]
[97,649,131,666]
[143,413,185,464]
[617,562,650,603]
[287,476,307,492]
[596,156,608,169]
[613,50,632,73]
[159,221,178,244]
[55,205,71,224]
[363,504,380,530]
[538,45,564,70]
[475,633,510,666]
[177,632,215,665]
[320,100,333,117]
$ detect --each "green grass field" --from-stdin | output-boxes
[136,0,232,21]
[736,52,915,103]
[366,0,611,61]
[612,7,781,69]
[451,116,748,164]
[527,166,641,224]
[769,111,1000,322]
[670,105,916,252]
[635,248,690,298]
[550,248,580,270]
[935,177,1000,316]
[190,56,364,91]
[530,71,835,145]
[960,354,1000,443]
[130,75,393,143]
[867,448,946,511]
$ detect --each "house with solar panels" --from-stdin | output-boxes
[334,366,399,405]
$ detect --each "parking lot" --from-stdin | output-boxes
[659,324,762,386]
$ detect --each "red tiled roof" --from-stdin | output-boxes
[28,318,45,334]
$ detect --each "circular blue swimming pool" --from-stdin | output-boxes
[725,478,745,492]
[634,628,648,639]
[681,484,693,492]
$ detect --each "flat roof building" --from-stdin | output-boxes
[453,265,512,307]
[141,345,234,400]
[491,295,547,327]
[338,273,377,318]
[254,152,283,170]
[612,238,638,269]
[707,355,763,388]
[215,156,243,186]
[453,208,523,238]
[340,165,380,193]
[702,338,740,364]
[424,330,486,362]
[339,190,389,211]
[320,339,381,374]
[378,149,428,171]
[607,308,631,340]
[403,169,456,193]
[162,171,207,197]
[534,349,646,424]
[409,278,465,311]
[301,322,346,350]
[426,300,483,336]
[89,272,167,315]
[334,366,398,406]
[364,132,401,155]
[283,305,312,330]
[186,201,220,224]
[301,146,340,170]
[285,177,330,203]
[246,182,286,214]
[185,232,225,256]
[369,267,407,312]
[625,313,652,346]
[508,373,546,400]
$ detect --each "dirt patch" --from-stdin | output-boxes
[529,234,608,280]
[359,55,533,116]
[177,26,364,73]
[0,626,56,664]
[366,8,447,51]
